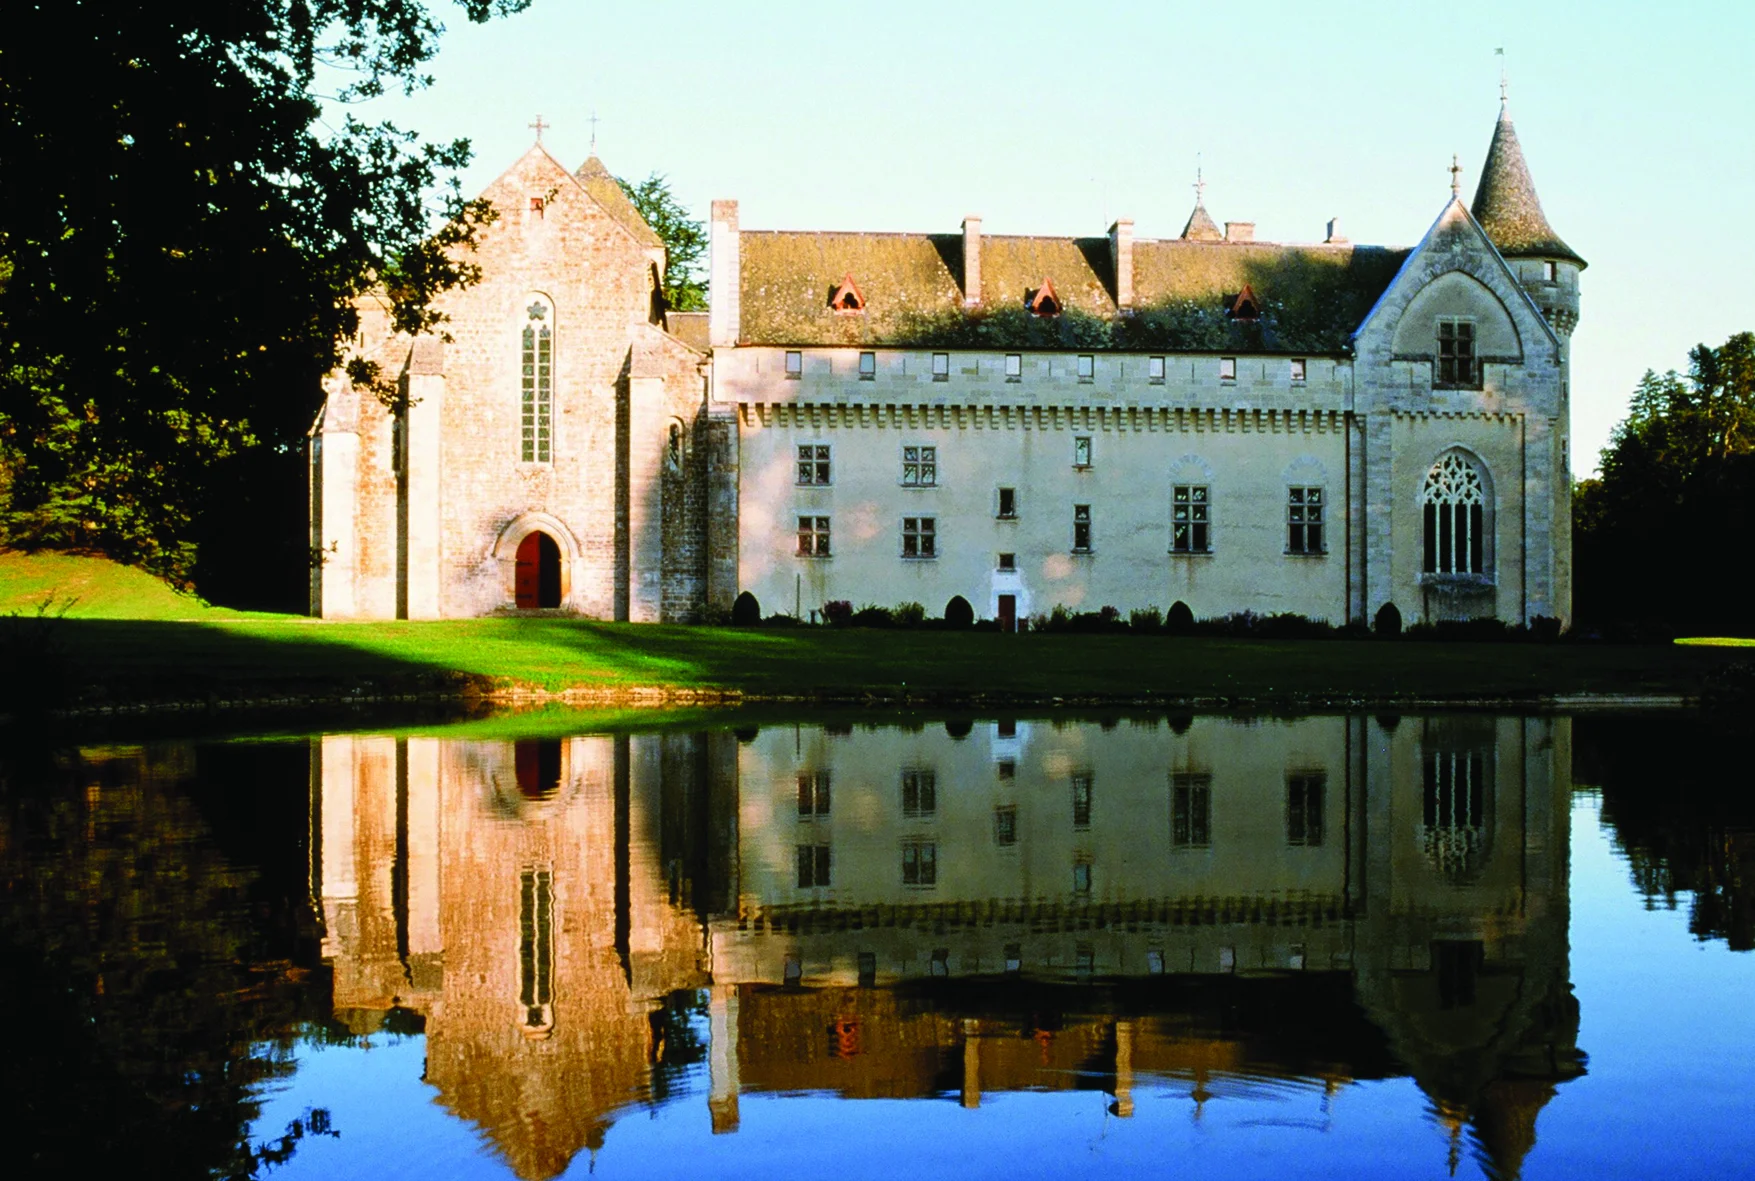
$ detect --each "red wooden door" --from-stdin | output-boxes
[515,533,541,608]
[998,594,1017,634]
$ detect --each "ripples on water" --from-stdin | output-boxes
[0,713,1749,1180]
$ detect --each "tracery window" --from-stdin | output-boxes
[1422,453,1487,575]
[1421,747,1490,883]
[521,299,554,463]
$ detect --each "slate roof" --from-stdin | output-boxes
[664,310,710,351]
[1181,201,1223,242]
[737,229,1410,354]
[1470,107,1584,267]
[574,156,663,249]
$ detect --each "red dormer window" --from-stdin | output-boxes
[1226,284,1260,322]
[1027,278,1061,317]
[828,273,865,313]
[528,195,545,217]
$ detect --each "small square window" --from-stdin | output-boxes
[1077,354,1095,382]
[528,195,545,214]
[1290,358,1307,384]
[858,351,876,380]
[931,352,950,381]
[997,487,1017,519]
[1219,356,1237,382]
[796,515,831,557]
[1004,353,1023,381]
[996,758,1016,779]
[997,552,1016,571]
[902,516,937,559]
[1148,355,1166,384]
[1073,436,1092,468]
[902,445,936,487]
[784,350,803,379]
[1073,504,1092,553]
[796,444,831,485]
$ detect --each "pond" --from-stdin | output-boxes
[1,711,1749,1179]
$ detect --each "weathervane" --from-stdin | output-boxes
[1496,47,1508,105]
[529,114,549,144]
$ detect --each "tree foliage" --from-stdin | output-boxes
[0,0,530,586]
[1574,332,1755,634]
[617,173,708,312]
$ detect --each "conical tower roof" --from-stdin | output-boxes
[1471,106,1584,266]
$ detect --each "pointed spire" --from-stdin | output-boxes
[1470,105,1585,266]
[1180,166,1222,242]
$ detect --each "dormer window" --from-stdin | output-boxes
[1027,278,1061,317]
[829,273,866,313]
[1226,284,1261,321]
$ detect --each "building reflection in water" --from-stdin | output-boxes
[313,715,1583,1180]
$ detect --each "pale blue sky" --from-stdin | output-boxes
[367,0,1755,475]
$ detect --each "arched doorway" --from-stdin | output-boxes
[514,531,562,608]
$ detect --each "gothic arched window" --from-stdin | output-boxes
[1422,453,1487,575]
[520,297,554,463]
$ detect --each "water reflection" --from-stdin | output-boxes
[312,715,1582,1179]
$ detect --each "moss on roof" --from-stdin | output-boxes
[1471,108,1584,267]
[738,230,1409,353]
[575,156,663,249]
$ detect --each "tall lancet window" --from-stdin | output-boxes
[518,866,554,1033]
[521,297,554,463]
[1422,453,1488,575]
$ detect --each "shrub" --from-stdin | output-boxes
[893,601,926,627]
[1373,602,1403,637]
[851,604,894,628]
[1527,615,1563,642]
[1166,600,1195,634]
[944,595,975,628]
[823,599,853,627]
[1254,612,1333,640]
[1407,617,1512,642]
[1128,606,1164,633]
[731,591,761,627]
[761,613,803,627]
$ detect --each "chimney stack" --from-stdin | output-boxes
[1109,219,1134,308]
[1224,221,1255,244]
[1325,218,1348,244]
[961,216,982,306]
[708,200,740,348]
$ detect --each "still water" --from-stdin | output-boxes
[2,712,1750,1180]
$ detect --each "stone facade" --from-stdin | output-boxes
[311,102,1580,627]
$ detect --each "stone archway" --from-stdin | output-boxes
[492,512,579,611]
[514,531,563,608]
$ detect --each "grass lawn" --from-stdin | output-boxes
[4,552,1748,710]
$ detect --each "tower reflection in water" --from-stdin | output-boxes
[314,715,1583,1180]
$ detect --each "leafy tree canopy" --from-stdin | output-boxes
[0,0,530,584]
[617,172,708,312]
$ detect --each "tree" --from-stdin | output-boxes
[617,173,708,312]
[0,1,531,588]
[1574,332,1755,634]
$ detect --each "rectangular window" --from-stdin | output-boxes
[1437,319,1478,387]
[1172,485,1211,553]
[520,315,554,464]
[1073,436,1092,468]
[931,352,950,381]
[796,844,831,888]
[1004,353,1023,382]
[796,771,831,818]
[1004,943,1023,973]
[858,951,877,986]
[1071,772,1093,828]
[901,841,937,886]
[1290,357,1307,384]
[1072,860,1092,894]
[997,487,1017,519]
[902,445,937,487]
[996,758,1016,779]
[858,351,877,380]
[902,516,937,559]
[1072,504,1092,553]
[796,516,831,557]
[993,806,1018,846]
[1219,356,1237,382]
[902,769,937,817]
[1077,354,1095,382]
[1172,773,1212,848]
[796,443,831,485]
[1542,260,1557,282]
[997,552,1016,571]
[930,948,950,976]
[1287,773,1325,847]
[1148,355,1166,384]
[1288,486,1325,554]
[784,350,803,379]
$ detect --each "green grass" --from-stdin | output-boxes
[1676,637,1755,648]
[5,552,1747,711]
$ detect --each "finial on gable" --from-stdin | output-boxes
[1496,47,1509,107]
[1450,153,1462,197]
[528,114,549,144]
[588,110,600,154]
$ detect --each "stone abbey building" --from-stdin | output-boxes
[310,100,1583,626]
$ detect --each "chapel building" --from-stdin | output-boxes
[310,99,1583,628]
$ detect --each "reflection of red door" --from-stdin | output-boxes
[515,533,541,608]
[998,594,1017,634]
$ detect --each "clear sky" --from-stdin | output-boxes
[367,0,1755,476]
